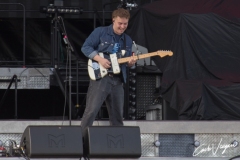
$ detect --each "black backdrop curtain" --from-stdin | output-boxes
[126,0,240,120]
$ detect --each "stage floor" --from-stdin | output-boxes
[1,120,240,159]
[1,120,240,134]
[0,157,239,160]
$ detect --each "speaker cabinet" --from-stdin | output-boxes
[86,126,141,158]
[20,125,83,158]
[136,74,159,119]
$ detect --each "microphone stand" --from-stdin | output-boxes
[56,17,74,126]
[66,38,74,126]
[133,41,146,66]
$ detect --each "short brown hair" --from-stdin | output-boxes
[112,8,130,19]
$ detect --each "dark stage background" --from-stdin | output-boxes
[126,0,240,120]
[0,0,240,120]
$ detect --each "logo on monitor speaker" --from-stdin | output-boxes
[107,134,124,148]
[48,134,65,147]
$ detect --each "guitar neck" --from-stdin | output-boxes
[117,51,158,64]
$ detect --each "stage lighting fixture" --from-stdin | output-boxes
[118,0,138,10]
[40,6,82,15]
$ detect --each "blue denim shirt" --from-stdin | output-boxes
[81,24,133,83]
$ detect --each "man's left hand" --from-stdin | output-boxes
[128,52,137,67]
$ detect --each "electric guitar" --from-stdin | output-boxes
[88,50,173,80]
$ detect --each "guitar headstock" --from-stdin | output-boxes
[157,50,173,57]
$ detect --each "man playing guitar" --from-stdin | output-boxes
[81,8,136,156]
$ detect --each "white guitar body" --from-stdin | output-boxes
[87,59,98,80]
[88,52,120,80]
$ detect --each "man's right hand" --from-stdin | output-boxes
[93,55,111,69]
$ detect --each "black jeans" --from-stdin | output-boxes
[81,75,124,138]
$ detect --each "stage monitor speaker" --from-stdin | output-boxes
[86,126,141,158]
[20,125,83,158]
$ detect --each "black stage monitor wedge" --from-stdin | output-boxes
[20,126,83,158]
[86,126,141,158]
